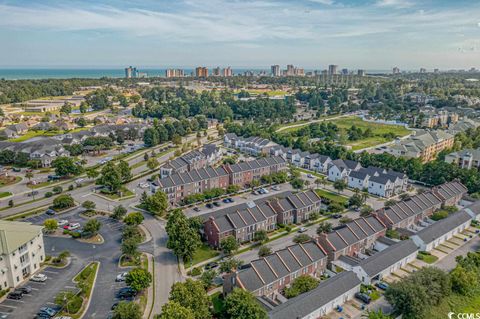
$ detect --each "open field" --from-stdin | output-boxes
[189,243,220,266]
[424,292,480,319]
[8,127,89,142]
[315,189,349,206]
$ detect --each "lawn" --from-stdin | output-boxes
[315,189,348,206]
[424,292,480,319]
[326,116,410,150]
[189,243,220,266]
[100,188,134,200]
[8,128,89,142]
[0,176,21,187]
[0,192,12,198]
[417,251,438,264]
[66,261,99,319]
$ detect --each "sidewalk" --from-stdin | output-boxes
[143,253,155,319]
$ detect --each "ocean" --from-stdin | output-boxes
[0,68,392,80]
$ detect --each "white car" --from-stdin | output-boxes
[57,220,69,227]
[116,272,128,282]
[138,183,149,189]
[30,274,47,282]
[54,317,73,319]
[307,174,314,178]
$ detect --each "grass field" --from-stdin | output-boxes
[315,189,349,205]
[190,243,220,266]
[424,292,480,319]
[8,128,89,142]
[0,192,12,198]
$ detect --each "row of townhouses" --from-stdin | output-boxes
[445,148,480,170]
[152,156,288,205]
[203,190,322,247]
[0,124,148,167]
[225,183,477,319]
[160,144,222,178]
[327,159,409,198]
[224,134,409,198]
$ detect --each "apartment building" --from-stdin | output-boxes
[374,181,467,229]
[317,215,387,262]
[420,109,459,128]
[203,190,321,247]
[0,221,45,289]
[386,130,454,162]
[224,133,278,156]
[223,241,328,298]
[160,145,221,178]
[154,157,287,204]
[445,148,480,170]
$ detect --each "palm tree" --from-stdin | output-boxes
[25,172,34,183]
[315,177,324,189]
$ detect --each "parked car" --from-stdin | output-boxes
[7,291,23,300]
[271,185,281,191]
[116,287,137,299]
[297,227,307,233]
[18,285,32,294]
[204,262,218,270]
[307,174,314,178]
[206,203,213,209]
[38,306,58,317]
[193,207,200,212]
[12,167,21,172]
[116,272,128,282]
[332,214,342,219]
[63,223,80,231]
[354,292,371,304]
[222,198,230,203]
[45,209,55,216]
[27,191,39,197]
[57,220,68,227]
[212,201,220,207]
[111,302,119,310]
[375,282,389,290]
[138,182,149,188]
[30,274,48,282]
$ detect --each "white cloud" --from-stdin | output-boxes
[306,0,335,5]
[375,0,413,9]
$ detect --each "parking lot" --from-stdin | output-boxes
[0,262,84,319]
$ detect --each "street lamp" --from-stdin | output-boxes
[92,245,96,262]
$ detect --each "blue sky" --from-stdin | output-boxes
[0,0,479,70]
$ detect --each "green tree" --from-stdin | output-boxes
[82,200,96,211]
[290,177,304,189]
[25,171,34,182]
[52,194,75,210]
[124,212,144,226]
[348,193,364,208]
[112,205,127,220]
[450,266,478,296]
[86,168,99,180]
[143,191,168,215]
[60,102,72,114]
[224,288,268,319]
[169,279,211,319]
[52,157,83,177]
[97,162,122,192]
[220,236,239,255]
[126,267,152,292]
[52,186,63,194]
[121,238,139,258]
[166,209,201,262]
[200,269,216,289]
[258,245,272,257]
[316,222,332,235]
[253,230,268,243]
[112,301,142,319]
[333,179,347,193]
[363,310,391,319]
[83,219,102,235]
[284,275,319,298]
[147,158,160,170]
[117,160,132,182]
[293,234,311,244]
[219,258,243,273]
[44,219,58,233]
[158,301,195,319]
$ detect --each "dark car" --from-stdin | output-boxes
[204,262,218,270]
[27,191,39,197]
[375,282,389,290]
[355,292,371,304]
[212,202,220,207]
[116,287,137,299]
[111,302,119,310]
[193,207,200,212]
[222,198,230,203]
[18,285,32,294]
[206,203,213,209]
[12,167,21,172]
[45,209,55,216]
[332,214,342,219]
[7,291,23,300]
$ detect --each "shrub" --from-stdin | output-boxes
[71,232,81,239]
[45,192,53,198]
[68,185,74,191]
[189,267,202,276]
[52,186,63,194]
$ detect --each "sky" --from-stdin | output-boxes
[0,0,479,70]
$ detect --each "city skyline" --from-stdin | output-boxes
[0,0,479,69]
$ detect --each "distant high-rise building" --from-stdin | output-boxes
[321,70,328,76]
[295,68,305,76]
[328,65,338,75]
[222,67,233,77]
[341,68,348,75]
[434,68,439,73]
[357,69,366,77]
[393,67,400,74]
[419,68,427,73]
[286,64,295,76]
[244,70,254,77]
[212,67,221,76]
[271,65,281,77]
[195,67,209,77]
[165,69,184,78]
[125,66,137,78]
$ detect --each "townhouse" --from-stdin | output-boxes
[304,153,332,173]
[374,181,467,229]
[411,201,480,252]
[329,160,408,198]
[223,241,328,299]
[203,190,321,247]
[0,123,29,139]
[0,139,70,167]
[160,150,207,178]
[154,157,287,204]
[267,271,361,319]
[351,239,418,284]
[445,148,480,170]
[317,215,387,262]
[223,133,278,156]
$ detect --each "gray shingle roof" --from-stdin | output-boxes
[415,210,472,245]
[268,271,361,319]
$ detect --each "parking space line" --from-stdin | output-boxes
[5,300,24,304]
[30,287,39,291]
[64,285,76,289]
[44,270,59,274]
